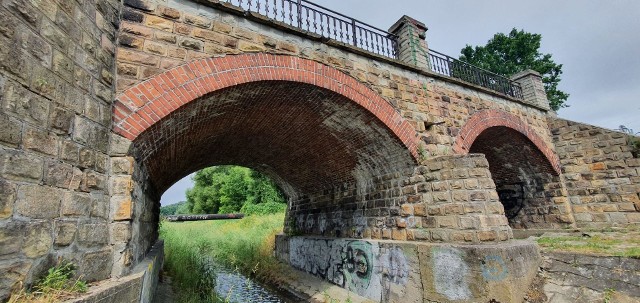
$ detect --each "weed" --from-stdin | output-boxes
[603,288,615,303]
[8,261,87,303]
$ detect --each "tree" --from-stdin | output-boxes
[185,166,286,214]
[459,29,569,111]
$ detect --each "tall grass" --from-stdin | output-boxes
[160,213,288,302]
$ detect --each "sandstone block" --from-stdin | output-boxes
[80,170,106,192]
[0,221,25,256]
[110,133,132,156]
[78,147,95,168]
[23,221,53,258]
[118,33,144,49]
[185,13,211,29]
[155,31,177,44]
[23,127,57,156]
[49,106,73,133]
[44,160,82,189]
[16,184,63,219]
[158,6,180,19]
[109,222,132,244]
[121,22,153,37]
[90,192,109,219]
[0,150,43,182]
[145,15,174,31]
[54,220,77,246]
[144,40,166,55]
[61,192,91,217]
[110,195,132,221]
[180,37,203,51]
[78,223,108,247]
[238,40,265,52]
[2,81,50,124]
[81,249,113,282]
[117,48,160,66]
[213,21,232,34]
[0,112,22,147]
[0,259,31,301]
[111,157,134,175]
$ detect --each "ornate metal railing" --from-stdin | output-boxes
[217,0,523,99]
[428,50,524,99]
[218,0,398,58]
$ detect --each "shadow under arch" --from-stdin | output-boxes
[454,110,569,229]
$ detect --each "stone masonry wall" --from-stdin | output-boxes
[114,0,556,161]
[550,118,640,228]
[0,0,120,299]
[287,154,512,243]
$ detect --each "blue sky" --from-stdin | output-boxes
[160,0,640,205]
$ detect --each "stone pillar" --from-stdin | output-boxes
[388,15,430,70]
[510,69,551,111]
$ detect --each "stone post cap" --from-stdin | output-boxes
[388,15,428,37]
[510,69,542,81]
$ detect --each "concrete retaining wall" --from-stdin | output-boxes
[65,240,163,303]
[542,252,640,302]
[275,235,541,303]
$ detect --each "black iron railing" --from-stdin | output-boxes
[428,50,524,99]
[217,0,524,99]
[219,0,398,58]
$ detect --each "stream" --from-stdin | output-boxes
[210,263,303,303]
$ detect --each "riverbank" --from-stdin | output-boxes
[159,213,291,302]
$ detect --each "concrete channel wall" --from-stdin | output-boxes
[64,240,163,303]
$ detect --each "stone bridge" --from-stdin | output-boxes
[1,0,639,302]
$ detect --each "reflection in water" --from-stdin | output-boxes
[212,263,286,303]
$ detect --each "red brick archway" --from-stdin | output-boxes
[453,109,560,173]
[112,53,417,159]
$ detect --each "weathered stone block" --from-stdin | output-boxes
[80,170,107,192]
[78,223,109,246]
[15,184,63,219]
[0,149,43,181]
[54,220,77,246]
[0,220,26,256]
[22,221,53,258]
[0,112,22,147]
[110,222,132,244]
[145,15,174,31]
[0,259,31,300]
[73,117,109,153]
[44,160,82,189]
[111,157,134,175]
[110,175,132,195]
[110,195,132,221]
[81,249,113,282]
[17,29,51,67]
[0,179,15,219]
[90,192,109,220]
[61,192,91,217]
[49,106,73,133]
[23,127,58,156]
[2,81,49,124]
[184,13,211,29]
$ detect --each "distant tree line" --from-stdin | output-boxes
[160,166,287,216]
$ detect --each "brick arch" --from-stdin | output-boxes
[453,109,560,173]
[112,53,417,159]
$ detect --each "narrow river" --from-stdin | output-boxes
[210,263,303,303]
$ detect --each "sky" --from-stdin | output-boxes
[160,0,640,206]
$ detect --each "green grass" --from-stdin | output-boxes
[9,261,87,303]
[160,213,288,302]
[536,232,640,258]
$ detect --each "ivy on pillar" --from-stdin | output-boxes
[389,15,430,70]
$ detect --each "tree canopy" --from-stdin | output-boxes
[459,28,569,111]
[184,166,286,215]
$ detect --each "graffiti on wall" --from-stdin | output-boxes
[432,247,472,301]
[288,238,409,301]
[481,255,508,281]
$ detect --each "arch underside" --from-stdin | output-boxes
[133,81,416,197]
[470,126,566,229]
